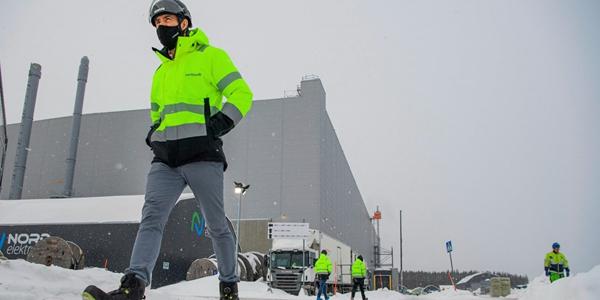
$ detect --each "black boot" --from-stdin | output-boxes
[82,273,145,300]
[219,281,239,300]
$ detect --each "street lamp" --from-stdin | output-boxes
[234,182,248,196]
[233,181,250,271]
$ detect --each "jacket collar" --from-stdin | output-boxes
[153,27,210,62]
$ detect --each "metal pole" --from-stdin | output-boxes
[235,192,242,255]
[400,210,403,288]
[449,252,454,274]
[63,56,89,197]
[376,205,380,268]
[449,250,456,290]
[371,217,376,269]
[338,246,341,287]
[302,218,306,284]
[0,61,8,192]
[234,192,242,278]
[9,63,41,200]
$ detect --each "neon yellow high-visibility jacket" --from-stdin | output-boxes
[148,27,252,168]
[314,253,333,275]
[544,251,569,274]
[351,257,367,278]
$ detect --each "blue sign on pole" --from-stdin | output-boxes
[446,240,453,253]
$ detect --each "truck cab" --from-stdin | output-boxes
[267,249,316,295]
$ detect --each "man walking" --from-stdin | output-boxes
[83,1,252,299]
[351,255,368,300]
[544,242,570,283]
[314,250,333,300]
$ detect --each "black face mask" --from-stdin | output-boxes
[156,24,182,50]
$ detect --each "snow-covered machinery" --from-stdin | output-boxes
[187,258,219,281]
[186,252,266,282]
[26,236,84,270]
[267,229,355,295]
[240,252,265,281]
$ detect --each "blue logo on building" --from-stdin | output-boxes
[0,233,6,251]
[191,212,205,237]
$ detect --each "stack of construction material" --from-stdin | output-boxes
[490,277,511,297]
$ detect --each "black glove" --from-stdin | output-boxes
[208,111,234,138]
[145,122,160,147]
[566,268,570,277]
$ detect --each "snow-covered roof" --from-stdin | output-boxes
[0,193,194,225]
[457,272,488,284]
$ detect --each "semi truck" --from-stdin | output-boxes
[266,229,356,295]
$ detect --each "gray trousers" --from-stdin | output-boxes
[126,161,237,285]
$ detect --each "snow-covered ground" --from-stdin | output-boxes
[1,259,599,300]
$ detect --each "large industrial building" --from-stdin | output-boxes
[0,77,376,266]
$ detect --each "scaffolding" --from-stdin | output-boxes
[372,206,394,269]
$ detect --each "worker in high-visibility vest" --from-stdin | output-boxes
[544,242,570,283]
[315,250,333,300]
[82,1,252,299]
[351,255,368,300]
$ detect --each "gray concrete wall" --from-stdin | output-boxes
[320,113,376,267]
[222,79,323,230]
[236,219,272,253]
[1,109,152,198]
[0,78,374,267]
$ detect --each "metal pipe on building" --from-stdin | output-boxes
[9,63,42,200]
[63,56,89,197]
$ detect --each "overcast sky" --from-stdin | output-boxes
[1,0,599,278]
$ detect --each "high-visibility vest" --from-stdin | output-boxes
[544,251,569,273]
[352,258,367,278]
[315,254,332,275]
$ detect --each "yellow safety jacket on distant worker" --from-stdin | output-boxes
[147,27,252,168]
[544,251,569,274]
[315,254,333,275]
[351,258,367,278]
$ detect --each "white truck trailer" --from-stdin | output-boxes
[267,229,356,295]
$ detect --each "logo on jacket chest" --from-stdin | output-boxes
[185,72,202,77]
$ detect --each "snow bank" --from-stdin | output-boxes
[509,265,600,300]
[395,289,490,300]
[0,259,122,300]
[157,275,299,299]
[1,258,599,300]
[0,259,306,300]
